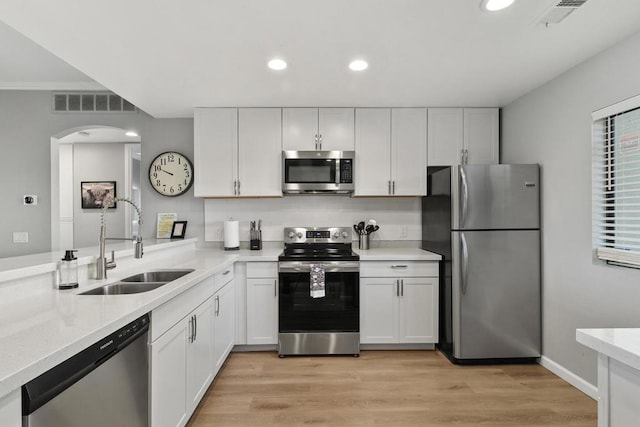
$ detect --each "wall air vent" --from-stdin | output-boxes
[53,92,137,113]
[538,0,589,26]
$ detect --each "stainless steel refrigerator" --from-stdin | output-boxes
[422,164,541,364]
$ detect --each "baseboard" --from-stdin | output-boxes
[539,355,598,400]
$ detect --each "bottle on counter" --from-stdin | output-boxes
[57,250,79,289]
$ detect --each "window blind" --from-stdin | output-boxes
[593,106,640,267]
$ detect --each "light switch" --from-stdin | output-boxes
[13,232,29,243]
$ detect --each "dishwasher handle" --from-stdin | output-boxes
[22,313,150,415]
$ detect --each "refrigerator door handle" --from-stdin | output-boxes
[461,232,469,295]
[460,167,469,227]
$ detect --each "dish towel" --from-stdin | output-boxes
[310,263,325,298]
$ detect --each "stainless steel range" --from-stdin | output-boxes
[278,226,360,357]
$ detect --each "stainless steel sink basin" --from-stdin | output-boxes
[79,269,195,295]
[120,269,195,283]
[80,282,168,295]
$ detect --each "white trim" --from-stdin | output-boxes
[539,355,598,400]
[593,93,640,120]
[598,353,610,427]
[0,81,106,91]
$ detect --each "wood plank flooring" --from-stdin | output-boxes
[187,350,596,426]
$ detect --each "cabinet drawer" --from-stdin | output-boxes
[151,276,215,341]
[214,265,234,292]
[360,261,438,278]
[247,262,278,278]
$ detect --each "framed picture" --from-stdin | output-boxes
[81,181,117,209]
[171,221,188,239]
[157,213,178,238]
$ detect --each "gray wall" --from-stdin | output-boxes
[502,30,640,385]
[0,90,200,258]
[73,143,126,248]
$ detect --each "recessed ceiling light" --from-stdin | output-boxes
[349,60,368,71]
[125,131,139,137]
[480,0,515,11]
[267,59,287,71]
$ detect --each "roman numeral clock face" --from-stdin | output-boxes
[149,151,194,196]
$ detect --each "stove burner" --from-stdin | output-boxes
[279,227,359,262]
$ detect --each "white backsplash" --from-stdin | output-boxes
[204,196,421,243]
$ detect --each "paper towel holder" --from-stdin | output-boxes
[224,218,240,251]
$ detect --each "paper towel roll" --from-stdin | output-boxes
[224,219,240,250]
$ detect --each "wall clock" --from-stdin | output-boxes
[149,151,194,196]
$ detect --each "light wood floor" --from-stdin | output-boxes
[187,350,596,426]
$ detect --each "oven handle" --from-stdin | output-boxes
[278,261,360,273]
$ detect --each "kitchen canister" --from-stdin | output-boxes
[224,218,240,250]
[358,233,370,250]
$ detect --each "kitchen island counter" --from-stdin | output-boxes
[578,328,640,426]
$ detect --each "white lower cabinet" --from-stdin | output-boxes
[150,269,235,427]
[0,389,20,427]
[246,262,278,345]
[360,261,438,345]
[213,277,235,373]
[151,297,213,427]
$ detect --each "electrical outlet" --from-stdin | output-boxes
[400,226,408,238]
[13,232,29,243]
[23,195,38,205]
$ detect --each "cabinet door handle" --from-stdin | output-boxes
[315,134,318,150]
[388,180,392,195]
[188,315,194,343]
[319,134,322,150]
[460,149,465,165]
[223,269,230,275]
[464,149,469,164]
[233,180,237,196]
[237,180,241,195]
[401,279,404,297]
[396,279,400,297]
[391,265,408,269]
[215,295,220,316]
[274,279,278,297]
[194,314,197,342]
[392,181,395,195]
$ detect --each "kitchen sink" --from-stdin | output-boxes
[80,282,168,295]
[119,269,195,283]
[79,269,195,295]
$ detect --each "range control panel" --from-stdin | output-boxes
[283,227,352,244]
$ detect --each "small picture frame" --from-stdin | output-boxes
[170,221,188,239]
[81,181,117,209]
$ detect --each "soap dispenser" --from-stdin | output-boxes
[58,250,79,289]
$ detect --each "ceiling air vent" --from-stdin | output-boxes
[53,92,137,113]
[538,0,589,26]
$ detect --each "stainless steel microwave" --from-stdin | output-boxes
[282,150,355,194]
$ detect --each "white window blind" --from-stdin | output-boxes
[593,106,640,267]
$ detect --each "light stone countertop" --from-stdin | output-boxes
[577,328,640,372]
[355,246,442,261]
[0,241,438,398]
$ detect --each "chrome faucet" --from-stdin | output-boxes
[96,197,143,280]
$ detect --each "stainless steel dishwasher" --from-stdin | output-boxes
[22,313,150,427]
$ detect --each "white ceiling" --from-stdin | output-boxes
[1,0,640,118]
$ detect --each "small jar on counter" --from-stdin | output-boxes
[57,250,79,289]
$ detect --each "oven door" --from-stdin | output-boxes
[278,261,359,333]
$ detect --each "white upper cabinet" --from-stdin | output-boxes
[194,108,237,197]
[391,108,427,196]
[283,108,354,151]
[238,108,282,197]
[463,108,499,165]
[427,107,499,166]
[194,107,282,197]
[355,108,426,196]
[355,108,391,196]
